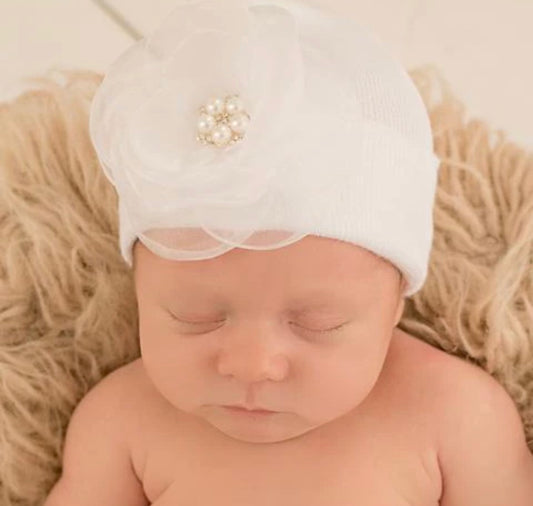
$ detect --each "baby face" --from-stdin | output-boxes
[133,235,405,444]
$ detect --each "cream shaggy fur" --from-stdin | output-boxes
[0,65,531,505]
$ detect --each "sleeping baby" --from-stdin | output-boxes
[44,0,533,504]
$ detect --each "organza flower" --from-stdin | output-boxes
[89,0,307,221]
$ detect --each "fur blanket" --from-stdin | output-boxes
[0,65,531,505]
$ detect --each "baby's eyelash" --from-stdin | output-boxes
[290,322,347,334]
[169,311,347,335]
[169,314,224,325]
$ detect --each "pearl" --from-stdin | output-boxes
[211,124,232,146]
[197,113,216,133]
[196,93,251,147]
[205,97,225,116]
[225,96,244,115]
[229,112,250,134]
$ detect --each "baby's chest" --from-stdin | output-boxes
[147,463,434,506]
[137,419,441,506]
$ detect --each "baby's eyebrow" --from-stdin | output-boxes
[288,302,355,317]
[161,282,358,309]
[285,292,361,315]
[162,290,356,308]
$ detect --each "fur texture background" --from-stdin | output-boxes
[0,66,531,505]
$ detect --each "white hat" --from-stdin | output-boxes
[89,0,441,297]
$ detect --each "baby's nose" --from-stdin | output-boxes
[216,324,288,383]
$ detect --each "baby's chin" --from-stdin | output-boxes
[194,406,333,445]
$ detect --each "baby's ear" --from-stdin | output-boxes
[394,283,406,326]
[395,272,405,297]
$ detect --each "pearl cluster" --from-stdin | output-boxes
[196,94,251,148]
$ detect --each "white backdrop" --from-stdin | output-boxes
[1,0,531,149]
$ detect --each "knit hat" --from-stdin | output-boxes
[89,0,441,297]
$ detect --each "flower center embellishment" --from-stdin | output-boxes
[196,94,251,148]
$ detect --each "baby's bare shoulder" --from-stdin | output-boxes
[392,329,523,445]
[392,329,506,408]
[393,330,533,504]
[85,360,148,434]
[93,358,146,407]
[113,358,163,420]
[113,358,146,390]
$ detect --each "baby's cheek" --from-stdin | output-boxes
[315,363,375,412]
[139,337,194,410]
[308,342,388,413]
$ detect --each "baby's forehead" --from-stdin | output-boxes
[134,236,394,304]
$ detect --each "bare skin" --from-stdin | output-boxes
[122,326,445,505]
[122,235,444,504]
[45,235,533,505]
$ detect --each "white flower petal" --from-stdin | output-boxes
[91,0,309,236]
[244,4,305,143]
[145,0,250,58]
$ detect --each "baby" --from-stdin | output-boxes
[44,234,533,506]
[44,0,533,504]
